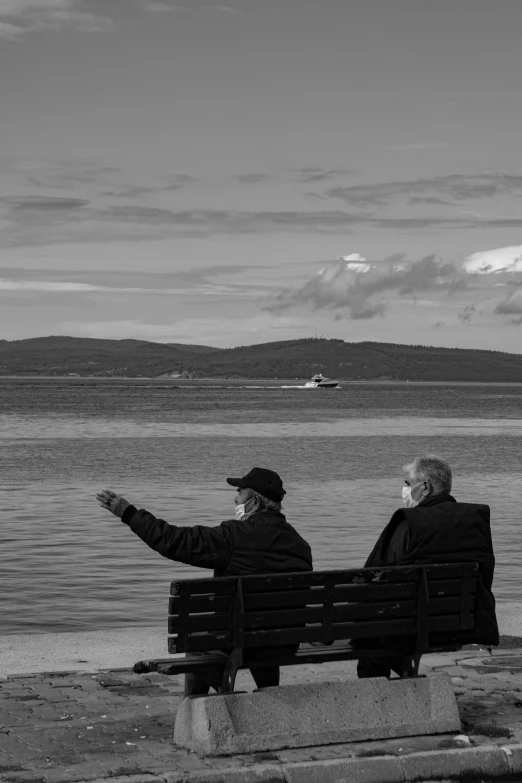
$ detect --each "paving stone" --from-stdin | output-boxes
[0,656,521,783]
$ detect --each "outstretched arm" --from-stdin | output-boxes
[96,489,232,571]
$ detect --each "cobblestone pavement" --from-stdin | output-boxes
[2,646,522,783]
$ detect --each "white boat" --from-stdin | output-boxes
[304,373,340,388]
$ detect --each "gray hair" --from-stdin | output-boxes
[403,454,452,496]
[249,489,282,512]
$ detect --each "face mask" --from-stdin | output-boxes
[235,496,255,520]
[401,481,424,508]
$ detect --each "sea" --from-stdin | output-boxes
[0,378,521,636]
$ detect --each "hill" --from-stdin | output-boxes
[1,336,522,381]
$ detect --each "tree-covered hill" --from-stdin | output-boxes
[1,336,522,381]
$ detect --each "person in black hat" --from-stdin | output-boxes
[96,467,312,695]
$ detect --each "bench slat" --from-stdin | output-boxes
[168,579,470,616]
[170,563,478,596]
[168,610,472,653]
[168,617,417,652]
[168,596,463,634]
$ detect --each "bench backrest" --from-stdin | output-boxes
[168,563,478,655]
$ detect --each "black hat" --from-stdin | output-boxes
[226,467,286,503]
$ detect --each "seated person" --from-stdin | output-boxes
[96,466,312,695]
[357,454,499,678]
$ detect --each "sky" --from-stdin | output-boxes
[1,0,522,351]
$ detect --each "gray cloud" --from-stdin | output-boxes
[327,173,522,209]
[103,175,197,198]
[458,303,476,324]
[409,196,454,206]
[292,167,359,183]
[494,288,522,315]
[233,173,271,184]
[0,0,113,38]
[4,195,522,248]
[144,2,191,10]
[266,255,464,320]
[0,196,89,210]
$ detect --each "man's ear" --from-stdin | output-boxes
[422,481,431,497]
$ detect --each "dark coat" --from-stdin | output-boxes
[365,494,499,646]
[121,505,313,577]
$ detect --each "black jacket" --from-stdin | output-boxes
[365,494,499,646]
[121,505,313,577]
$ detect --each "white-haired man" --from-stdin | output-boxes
[96,467,312,695]
[357,454,498,678]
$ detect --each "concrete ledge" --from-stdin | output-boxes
[284,756,403,783]
[400,745,510,781]
[63,744,522,783]
[164,768,285,783]
[174,674,460,755]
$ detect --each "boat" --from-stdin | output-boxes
[304,373,340,388]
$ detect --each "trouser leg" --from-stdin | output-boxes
[357,657,392,678]
[250,665,280,689]
[183,651,228,696]
[357,654,420,679]
[184,672,211,697]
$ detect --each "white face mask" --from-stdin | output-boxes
[235,496,255,521]
[401,481,424,508]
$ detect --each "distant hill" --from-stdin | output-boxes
[0,336,522,381]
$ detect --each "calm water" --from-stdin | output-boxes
[1,380,521,635]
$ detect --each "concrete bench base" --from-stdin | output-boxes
[173,673,461,755]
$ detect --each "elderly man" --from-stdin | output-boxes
[96,466,312,695]
[357,454,499,679]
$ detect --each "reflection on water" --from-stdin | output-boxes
[0,381,520,635]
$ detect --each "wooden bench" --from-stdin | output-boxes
[134,562,478,692]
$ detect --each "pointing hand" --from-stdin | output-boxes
[96,489,130,519]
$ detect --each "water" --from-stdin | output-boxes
[1,380,521,636]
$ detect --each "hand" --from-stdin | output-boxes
[96,489,130,519]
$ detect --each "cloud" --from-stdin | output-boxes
[1,196,89,211]
[458,303,476,324]
[0,19,21,35]
[0,264,270,297]
[0,0,112,37]
[4,194,522,249]
[463,245,522,274]
[143,1,235,14]
[0,277,241,296]
[409,196,453,206]
[327,173,522,209]
[234,173,271,184]
[292,167,359,183]
[103,175,197,198]
[267,254,464,320]
[144,2,190,10]
[494,289,522,315]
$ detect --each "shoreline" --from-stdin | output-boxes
[1,376,522,386]
[2,601,521,678]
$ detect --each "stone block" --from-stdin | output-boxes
[173,673,460,755]
[399,745,509,781]
[501,743,522,776]
[164,766,285,783]
[284,756,403,783]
